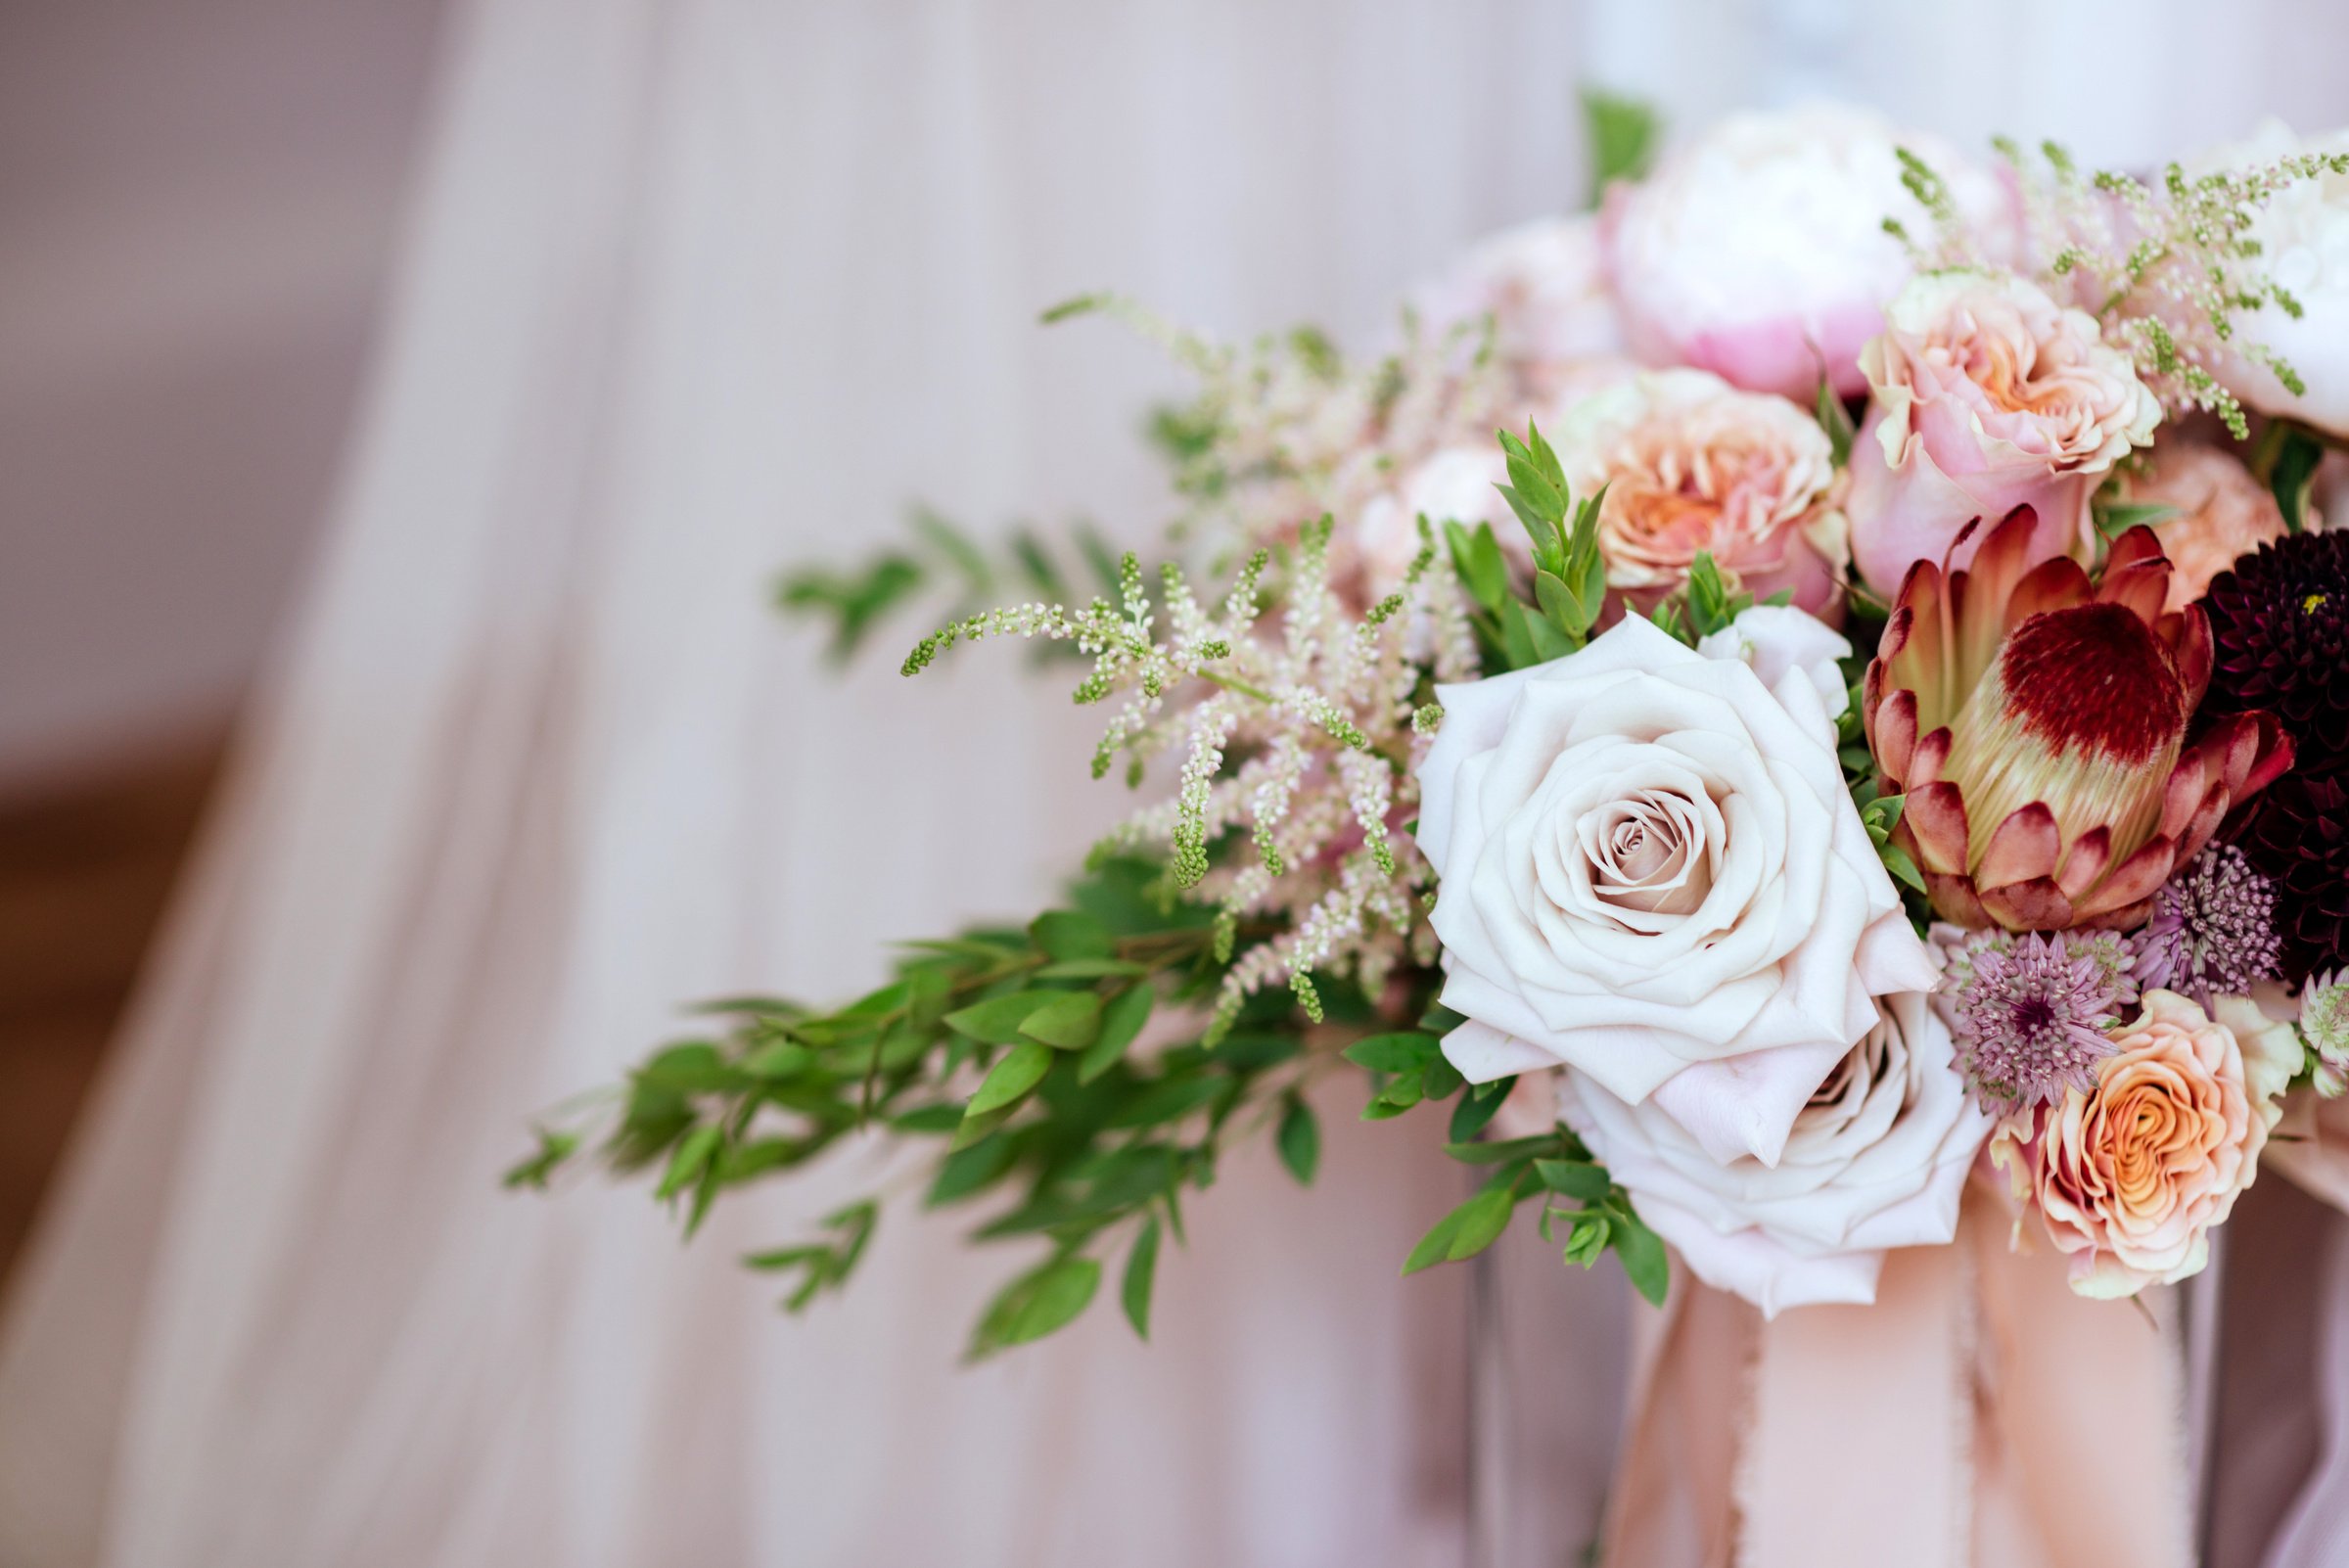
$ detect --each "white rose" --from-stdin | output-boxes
[2198,120,2349,439]
[1413,612,1936,1167]
[1694,604,1851,727]
[1561,991,1991,1315]
[1415,214,1626,401]
[1601,103,2011,401]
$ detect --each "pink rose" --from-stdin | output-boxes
[1551,369,1848,618]
[1989,990,2298,1298]
[2123,441,2297,611]
[1601,104,2010,402]
[1848,270,2159,594]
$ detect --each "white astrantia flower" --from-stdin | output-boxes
[1412,609,1936,1167]
[1561,991,1992,1315]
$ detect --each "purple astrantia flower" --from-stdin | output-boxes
[2134,845,2284,1007]
[1944,929,2136,1115]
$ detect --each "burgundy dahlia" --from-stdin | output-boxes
[2201,530,2349,772]
[2235,770,2349,982]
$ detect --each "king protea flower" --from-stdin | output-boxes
[1863,508,2292,931]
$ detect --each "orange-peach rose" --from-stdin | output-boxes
[2123,442,2298,611]
[1990,989,2299,1297]
[1551,368,1847,619]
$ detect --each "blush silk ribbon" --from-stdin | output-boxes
[1600,1186,2195,1568]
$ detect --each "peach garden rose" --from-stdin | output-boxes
[1551,368,1849,618]
[1990,989,2300,1297]
[2121,441,2296,611]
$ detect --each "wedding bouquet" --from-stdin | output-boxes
[514,98,2349,1369]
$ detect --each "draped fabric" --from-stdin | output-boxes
[0,3,1625,1564]
[1605,1190,2198,1568]
[10,1,2349,1565]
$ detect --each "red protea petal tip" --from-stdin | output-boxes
[2074,838,2176,918]
[1909,726,1953,787]
[1977,803,2063,889]
[1873,688,1917,787]
[2103,524,2167,577]
[2096,555,2172,625]
[1906,781,1972,876]
[1979,877,2077,932]
[2004,555,2094,633]
[2055,825,2112,899]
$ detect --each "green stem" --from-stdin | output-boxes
[1195,669,1275,703]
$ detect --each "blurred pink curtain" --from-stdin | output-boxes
[0,2,1625,1565]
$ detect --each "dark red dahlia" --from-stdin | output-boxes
[2234,769,2349,982]
[2201,530,2349,772]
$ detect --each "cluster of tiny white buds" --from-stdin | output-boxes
[1170,698,1238,888]
[1339,748,1397,877]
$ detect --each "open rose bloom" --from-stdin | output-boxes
[1848,270,2159,595]
[1990,991,2300,1296]
[1552,369,1848,618]
[1414,612,1935,1167]
[1563,990,1991,1314]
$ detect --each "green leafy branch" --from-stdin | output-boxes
[509,856,1405,1360]
[776,505,1128,666]
[1338,1014,1669,1305]
[1443,422,1610,674]
[1580,86,1660,209]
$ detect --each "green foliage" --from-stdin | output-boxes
[501,1127,578,1190]
[1441,423,1611,674]
[509,855,1384,1357]
[972,1254,1101,1358]
[745,1200,878,1313]
[1122,1217,1162,1339]
[1680,553,1752,641]
[775,505,1124,666]
[1814,377,1857,470]
[518,850,1676,1349]
[1581,86,1660,208]
[1276,1093,1320,1186]
[2265,422,2328,532]
[1386,1117,1670,1307]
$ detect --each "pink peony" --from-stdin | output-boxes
[1413,214,1625,403]
[1848,270,2159,595]
[1550,368,1847,618]
[1600,104,2010,402]
[1989,989,2298,1297]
